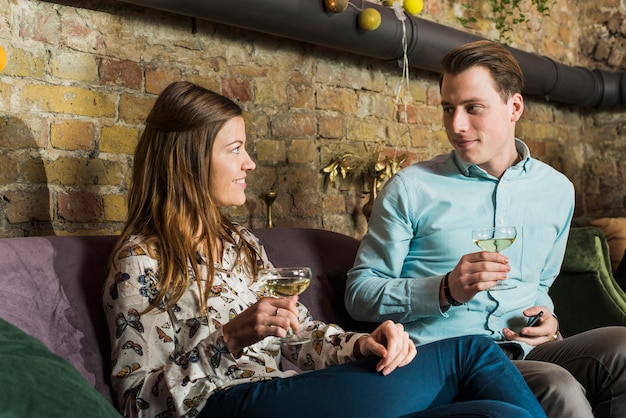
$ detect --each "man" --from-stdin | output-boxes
[345,40,626,417]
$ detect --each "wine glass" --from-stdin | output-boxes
[472,226,517,290]
[258,267,312,345]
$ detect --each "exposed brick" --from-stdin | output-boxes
[103,194,128,222]
[51,120,95,151]
[50,51,98,81]
[0,81,12,112]
[18,6,60,44]
[0,114,48,149]
[0,154,18,184]
[271,113,316,138]
[1,0,625,238]
[221,77,252,102]
[100,125,138,154]
[288,139,316,164]
[21,84,117,118]
[287,83,314,110]
[20,159,48,184]
[119,94,154,125]
[44,157,126,186]
[2,46,46,78]
[99,58,143,89]
[316,87,357,113]
[256,140,286,163]
[3,189,51,223]
[319,116,344,139]
[57,191,103,223]
[145,68,182,95]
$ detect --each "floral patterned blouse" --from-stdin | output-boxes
[103,227,364,418]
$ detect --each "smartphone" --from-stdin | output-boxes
[526,311,543,327]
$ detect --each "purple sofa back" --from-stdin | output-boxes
[0,228,360,401]
[0,234,118,402]
[250,228,360,322]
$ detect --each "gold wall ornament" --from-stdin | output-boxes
[261,191,277,228]
[322,151,407,219]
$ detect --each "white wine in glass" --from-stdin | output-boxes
[472,226,517,290]
[258,267,312,344]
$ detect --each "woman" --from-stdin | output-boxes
[103,81,546,418]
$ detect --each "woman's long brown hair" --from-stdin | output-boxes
[113,81,259,315]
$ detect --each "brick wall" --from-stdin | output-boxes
[0,0,625,239]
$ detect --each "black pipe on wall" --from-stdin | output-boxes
[120,0,626,109]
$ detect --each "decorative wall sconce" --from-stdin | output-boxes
[261,191,277,228]
[322,151,407,220]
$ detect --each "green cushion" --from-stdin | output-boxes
[561,227,611,274]
[551,227,626,337]
[0,317,120,417]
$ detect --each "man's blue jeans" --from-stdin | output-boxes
[201,335,545,418]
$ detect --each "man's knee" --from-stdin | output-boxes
[514,360,593,418]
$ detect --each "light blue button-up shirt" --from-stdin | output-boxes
[345,139,575,357]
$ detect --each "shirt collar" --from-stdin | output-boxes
[453,138,531,178]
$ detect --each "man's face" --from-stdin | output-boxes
[440,66,523,178]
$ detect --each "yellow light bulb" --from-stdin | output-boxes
[358,8,382,31]
[403,0,423,15]
[0,46,6,72]
[324,0,349,13]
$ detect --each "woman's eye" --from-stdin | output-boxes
[232,146,241,154]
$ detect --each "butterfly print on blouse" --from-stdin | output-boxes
[155,397,176,418]
[329,334,342,348]
[123,382,150,414]
[156,326,173,343]
[116,308,144,338]
[211,318,223,330]
[210,283,227,297]
[116,362,141,377]
[109,271,130,300]
[311,329,325,355]
[301,352,315,369]
[181,375,198,387]
[118,244,146,259]
[225,364,241,377]
[207,337,229,368]
[185,317,208,338]
[138,268,159,302]
[183,395,205,411]
[175,348,200,370]
[122,340,144,356]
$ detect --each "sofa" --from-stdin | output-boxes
[1,226,624,416]
[0,228,362,416]
[550,226,626,337]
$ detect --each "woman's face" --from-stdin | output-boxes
[209,116,256,207]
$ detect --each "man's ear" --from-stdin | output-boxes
[510,93,524,122]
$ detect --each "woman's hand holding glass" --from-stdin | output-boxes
[221,296,300,354]
[258,267,312,344]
